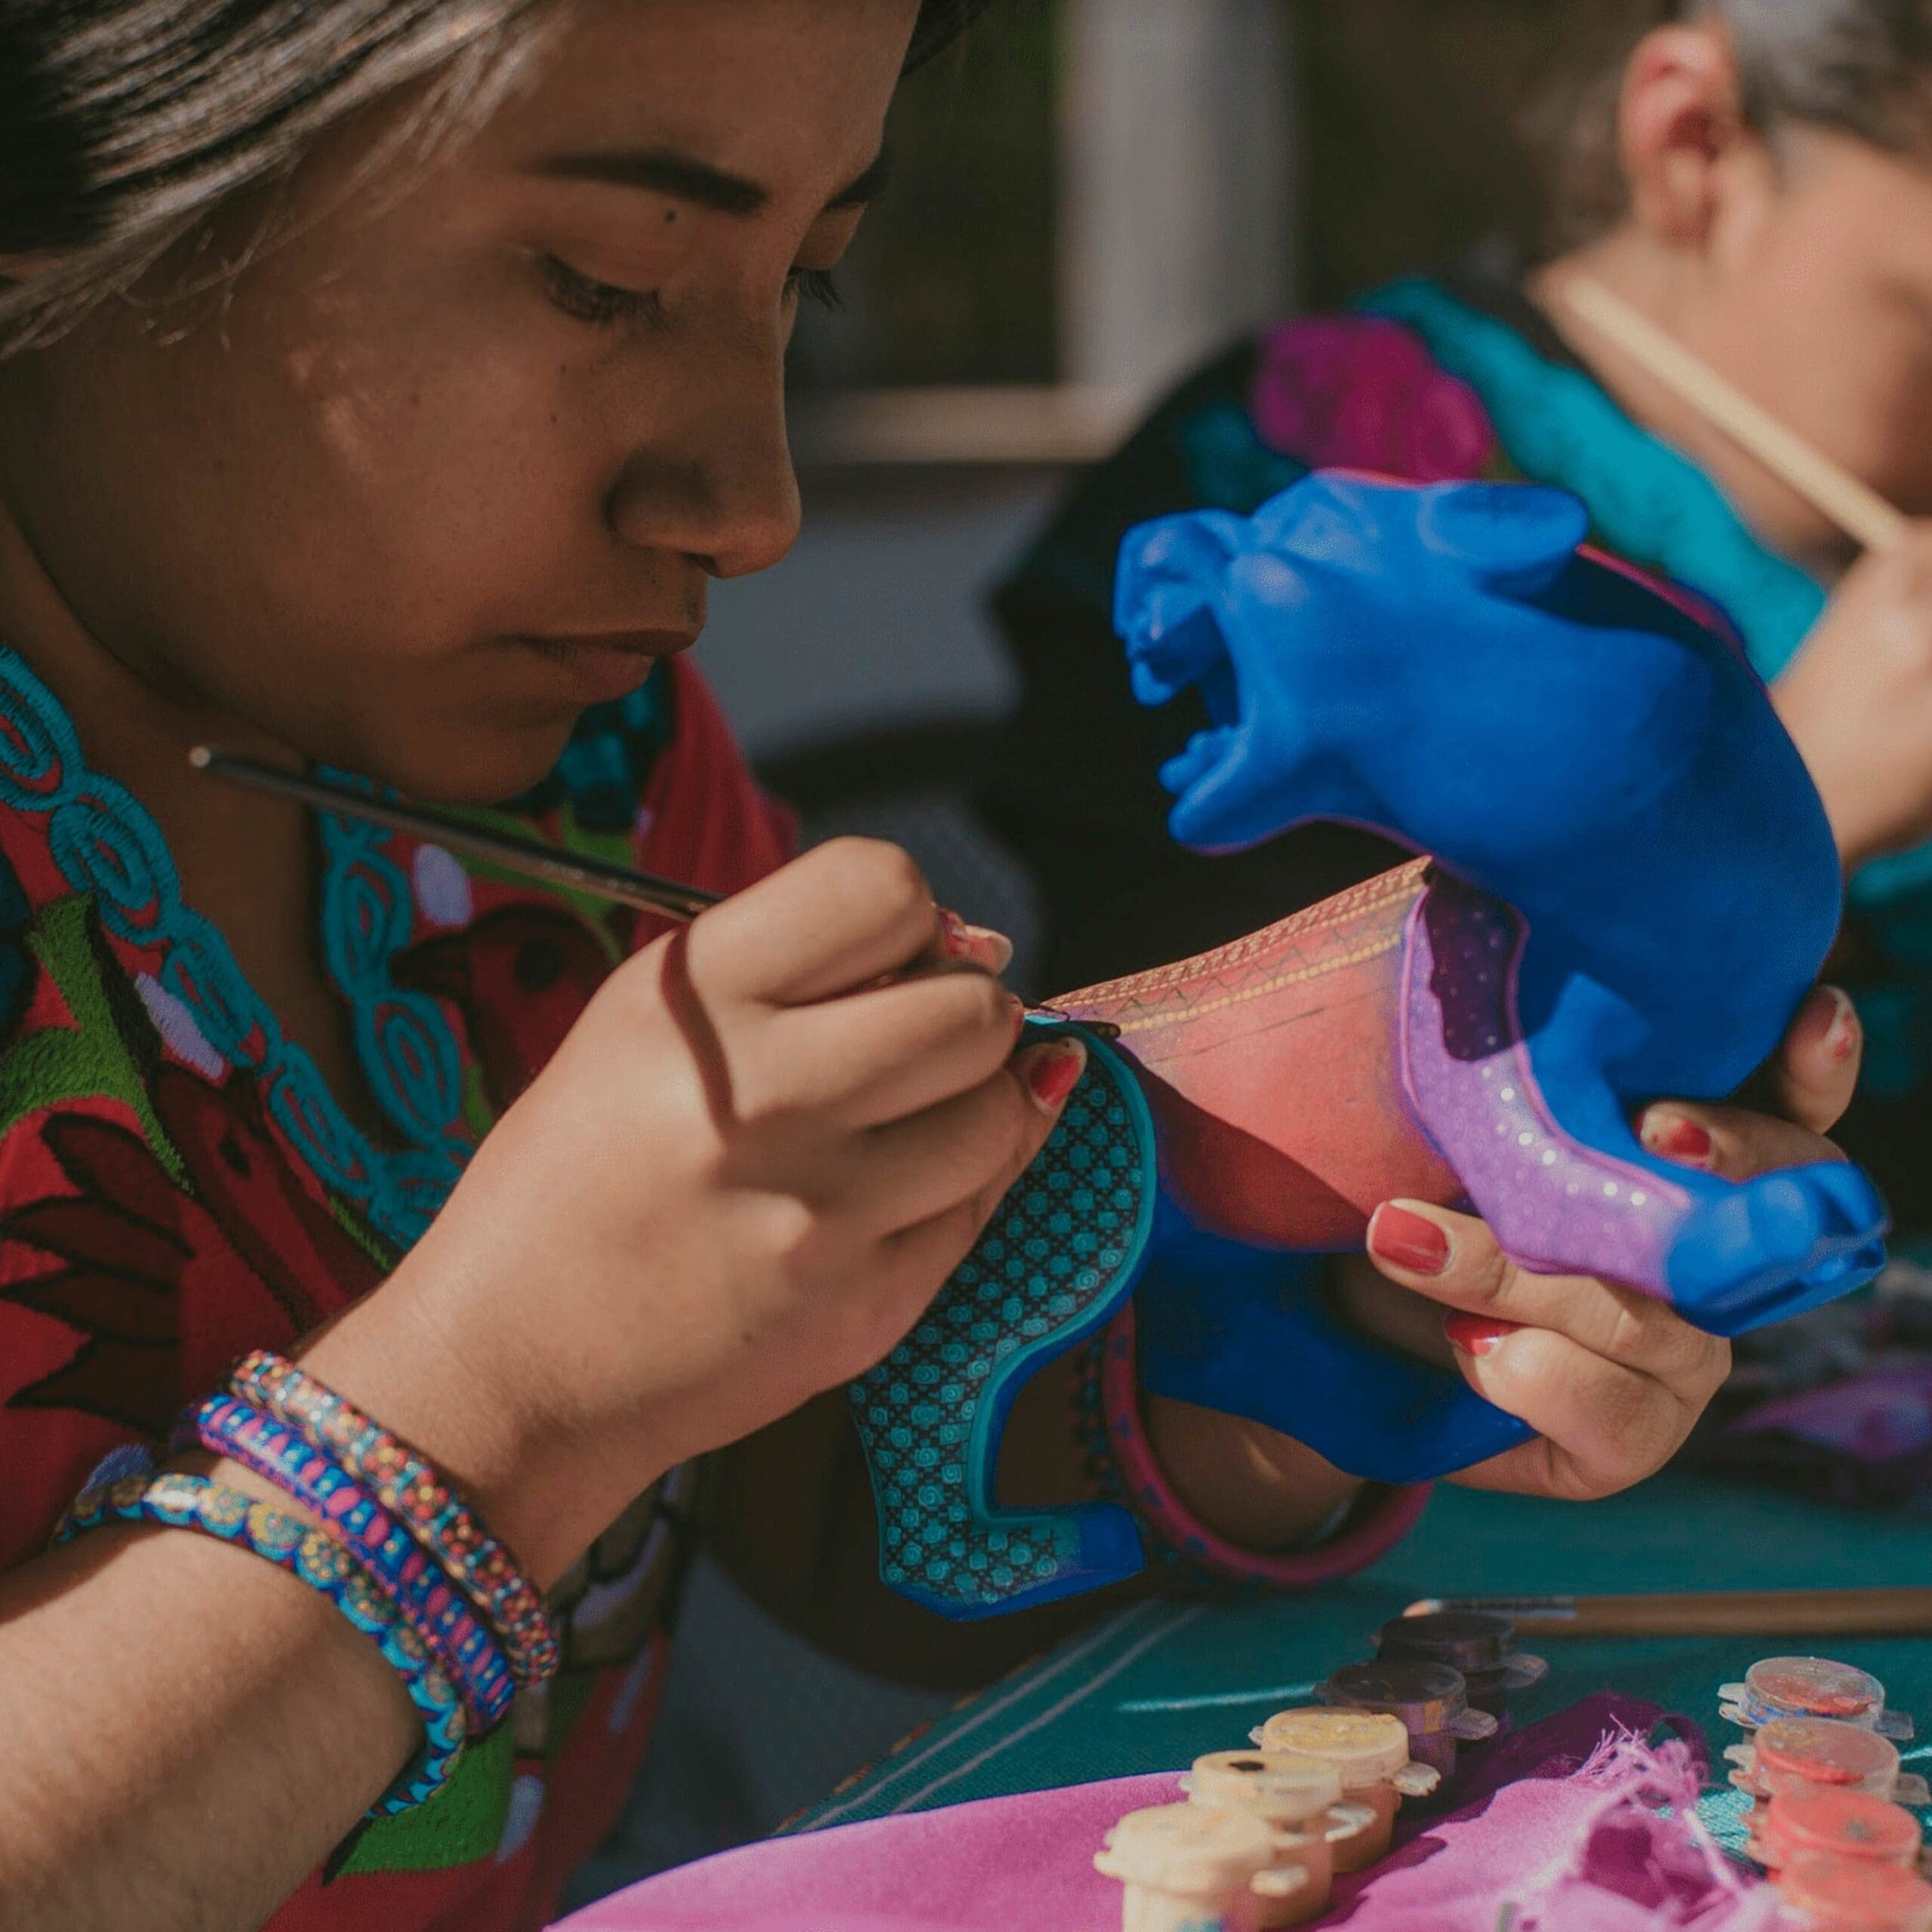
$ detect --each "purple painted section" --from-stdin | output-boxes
[1399,878,1687,1294]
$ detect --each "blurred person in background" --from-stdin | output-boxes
[983,0,1932,1232]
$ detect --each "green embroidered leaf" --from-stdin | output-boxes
[460,1060,497,1140]
[433,804,626,961]
[0,897,185,1184]
[333,1721,517,1877]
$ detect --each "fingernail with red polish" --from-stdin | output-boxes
[940,909,1014,974]
[1643,1114,1714,1166]
[1368,1204,1451,1275]
[1025,1041,1086,1112]
[1444,1312,1521,1358]
[1826,993,1860,1063]
[1792,986,1841,1051]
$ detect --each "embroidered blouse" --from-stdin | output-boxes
[0,635,1412,1928]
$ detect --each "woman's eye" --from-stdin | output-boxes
[538,254,665,330]
[786,267,844,312]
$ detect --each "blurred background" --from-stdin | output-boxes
[700,0,1597,986]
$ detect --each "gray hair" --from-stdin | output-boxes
[0,0,992,356]
[1534,0,1932,246]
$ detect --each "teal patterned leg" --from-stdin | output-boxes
[850,1021,1158,1619]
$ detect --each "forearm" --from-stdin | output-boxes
[0,1524,415,1932]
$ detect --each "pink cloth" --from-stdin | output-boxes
[553,1698,1793,1932]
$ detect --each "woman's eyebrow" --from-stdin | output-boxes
[528,146,891,217]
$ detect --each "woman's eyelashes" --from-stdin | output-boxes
[786,266,843,312]
[537,252,843,331]
[538,252,667,330]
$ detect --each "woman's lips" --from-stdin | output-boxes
[514,628,699,703]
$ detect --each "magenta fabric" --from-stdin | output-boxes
[552,1696,1793,1932]
[1248,315,1496,481]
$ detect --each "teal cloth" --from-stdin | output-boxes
[788,1474,1932,1838]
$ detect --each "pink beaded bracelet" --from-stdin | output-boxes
[227,1352,560,1687]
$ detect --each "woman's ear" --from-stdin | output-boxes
[1617,22,1754,248]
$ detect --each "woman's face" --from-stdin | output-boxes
[1653,125,1932,564]
[0,0,918,801]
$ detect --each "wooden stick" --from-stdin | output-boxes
[1403,1588,1932,1640]
[190,748,722,922]
[1558,275,1910,555]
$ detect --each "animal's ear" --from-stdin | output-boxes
[1414,482,1590,596]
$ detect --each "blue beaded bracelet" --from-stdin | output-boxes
[178,1395,516,1732]
[57,1466,469,1816]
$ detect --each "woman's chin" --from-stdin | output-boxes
[361,722,583,810]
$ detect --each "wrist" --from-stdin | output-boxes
[1143,1394,1363,1551]
[293,1268,644,1593]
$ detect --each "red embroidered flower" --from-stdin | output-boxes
[1249,314,1497,482]
[0,1066,383,1435]
[395,905,611,1115]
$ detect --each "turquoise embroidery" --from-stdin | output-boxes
[1359,278,1831,676]
[0,647,469,1244]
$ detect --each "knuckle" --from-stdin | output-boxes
[832,837,931,916]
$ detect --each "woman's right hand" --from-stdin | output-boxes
[305,839,1082,1586]
[1777,525,1932,870]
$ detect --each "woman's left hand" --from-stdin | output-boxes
[1343,983,1864,1501]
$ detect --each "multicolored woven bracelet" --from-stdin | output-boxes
[57,1466,467,1816]
[228,1350,558,1687]
[179,1395,516,1732]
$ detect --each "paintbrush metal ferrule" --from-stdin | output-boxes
[190,747,721,922]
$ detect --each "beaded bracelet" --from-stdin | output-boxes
[228,1350,559,1688]
[57,1467,467,1815]
[179,1395,516,1733]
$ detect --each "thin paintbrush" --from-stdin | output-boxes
[189,746,721,922]
[1403,1588,1932,1641]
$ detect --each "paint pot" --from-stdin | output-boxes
[1316,1660,1498,1780]
[1094,1800,1279,1932]
[1774,1852,1932,1932]
[1754,1789,1924,1875]
[1183,1751,1377,1927]
[1721,1657,1912,1740]
[1727,1717,1931,1816]
[1251,1709,1438,1872]
[1374,1611,1546,1723]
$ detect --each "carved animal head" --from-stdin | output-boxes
[1115,473,1742,869]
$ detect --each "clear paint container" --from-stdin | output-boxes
[1094,1800,1283,1932]
[1251,1708,1439,1872]
[1374,1611,1547,1723]
[1774,1852,1932,1932]
[1721,1658,1913,1740]
[1183,1750,1378,1927]
[1728,1717,1931,1814]
[1315,1660,1499,1780]
[1755,1789,1925,1875]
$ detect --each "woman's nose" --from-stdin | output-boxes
[606,338,803,581]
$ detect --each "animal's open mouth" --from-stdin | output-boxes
[1124,601,1244,804]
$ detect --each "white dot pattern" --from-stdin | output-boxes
[1401,878,1687,1293]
